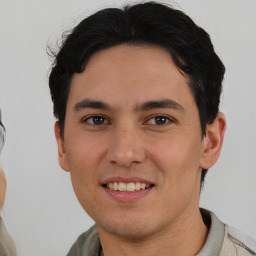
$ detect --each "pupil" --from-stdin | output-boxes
[93,116,104,125]
[155,116,166,125]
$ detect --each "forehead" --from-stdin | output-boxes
[68,44,195,109]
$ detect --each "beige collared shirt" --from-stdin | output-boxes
[67,210,256,256]
[198,210,256,256]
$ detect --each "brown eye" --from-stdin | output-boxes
[84,116,107,125]
[147,115,172,125]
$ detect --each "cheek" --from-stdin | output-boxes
[66,138,102,212]
[149,136,202,215]
[65,131,106,169]
[148,134,202,182]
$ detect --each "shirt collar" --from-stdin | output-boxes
[197,209,225,256]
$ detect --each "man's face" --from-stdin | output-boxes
[56,44,212,239]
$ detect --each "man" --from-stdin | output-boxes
[0,112,17,256]
[48,2,256,255]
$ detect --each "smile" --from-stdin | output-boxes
[104,182,153,192]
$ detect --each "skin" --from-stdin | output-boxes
[0,167,6,210]
[55,44,226,256]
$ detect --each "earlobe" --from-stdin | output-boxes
[200,112,226,169]
[54,122,69,172]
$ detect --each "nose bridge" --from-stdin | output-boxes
[107,120,145,167]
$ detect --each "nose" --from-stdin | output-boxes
[106,123,146,168]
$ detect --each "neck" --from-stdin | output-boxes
[98,208,208,256]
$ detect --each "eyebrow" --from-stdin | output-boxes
[73,98,184,112]
[135,99,185,112]
[74,99,111,112]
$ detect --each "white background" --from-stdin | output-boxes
[0,0,255,255]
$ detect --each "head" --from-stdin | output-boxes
[49,2,226,239]
[49,2,225,185]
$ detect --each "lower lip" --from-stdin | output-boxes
[102,186,153,202]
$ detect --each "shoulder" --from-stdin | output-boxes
[220,224,256,256]
[199,209,256,256]
[67,225,101,256]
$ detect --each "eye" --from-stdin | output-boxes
[83,115,108,125]
[146,115,173,125]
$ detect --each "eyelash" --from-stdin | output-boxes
[82,115,173,126]
[82,115,109,126]
[145,115,173,126]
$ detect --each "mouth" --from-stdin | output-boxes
[103,182,154,192]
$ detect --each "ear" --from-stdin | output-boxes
[200,112,226,169]
[54,122,69,172]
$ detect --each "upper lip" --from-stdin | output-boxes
[101,176,153,185]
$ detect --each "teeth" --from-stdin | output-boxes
[126,182,135,192]
[113,182,118,191]
[119,182,126,192]
[135,182,141,191]
[106,182,151,192]
[109,183,113,190]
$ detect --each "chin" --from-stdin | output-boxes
[96,212,163,240]
[101,222,152,239]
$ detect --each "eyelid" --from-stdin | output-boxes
[144,114,174,125]
[81,114,175,126]
[82,114,110,125]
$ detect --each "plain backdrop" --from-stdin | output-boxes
[0,0,255,255]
